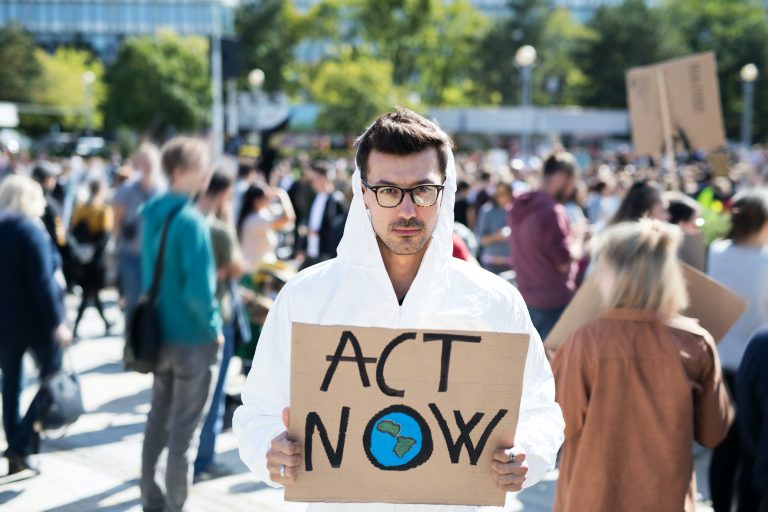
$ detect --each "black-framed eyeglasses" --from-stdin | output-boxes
[361,179,445,208]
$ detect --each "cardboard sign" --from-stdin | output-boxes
[707,150,731,178]
[678,232,706,272]
[626,52,726,155]
[544,263,748,351]
[286,323,530,506]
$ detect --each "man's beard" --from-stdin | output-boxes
[554,185,572,203]
[378,218,431,256]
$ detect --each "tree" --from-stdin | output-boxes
[104,31,210,138]
[574,0,686,108]
[662,0,768,141]
[471,0,553,105]
[23,47,106,133]
[411,0,490,105]
[307,57,405,134]
[535,8,597,106]
[235,0,304,94]
[0,21,42,103]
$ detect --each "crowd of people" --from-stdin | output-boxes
[0,108,767,512]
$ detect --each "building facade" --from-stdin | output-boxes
[0,0,236,60]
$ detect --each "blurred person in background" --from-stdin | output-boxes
[31,161,71,287]
[237,183,295,268]
[139,137,222,512]
[31,161,67,252]
[708,188,768,512]
[553,219,732,512]
[453,180,471,227]
[666,191,706,270]
[586,171,620,231]
[300,161,347,269]
[736,326,768,511]
[509,150,581,339]
[69,179,114,338]
[286,161,314,259]
[0,175,71,476]
[194,171,245,480]
[475,181,513,274]
[609,181,669,225]
[113,143,163,324]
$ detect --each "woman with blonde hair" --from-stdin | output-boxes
[0,175,71,476]
[552,219,733,512]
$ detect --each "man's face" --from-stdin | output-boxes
[551,173,575,203]
[362,149,444,257]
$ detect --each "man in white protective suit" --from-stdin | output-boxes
[233,108,564,511]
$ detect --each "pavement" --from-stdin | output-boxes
[0,289,715,511]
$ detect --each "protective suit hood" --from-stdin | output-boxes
[335,149,457,270]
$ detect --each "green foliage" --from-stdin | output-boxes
[228,0,768,143]
[0,21,41,103]
[575,0,686,108]
[23,48,106,133]
[535,8,597,106]
[471,0,552,104]
[235,0,304,93]
[697,186,732,244]
[307,58,404,134]
[661,0,768,141]
[104,31,210,137]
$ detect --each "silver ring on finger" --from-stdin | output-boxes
[280,464,286,478]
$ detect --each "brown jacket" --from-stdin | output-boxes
[552,308,733,512]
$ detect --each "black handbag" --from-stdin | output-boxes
[35,359,84,432]
[125,206,183,373]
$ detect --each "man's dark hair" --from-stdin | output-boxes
[206,171,233,197]
[542,150,577,179]
[354,108,453,181]
[727,188,768,243]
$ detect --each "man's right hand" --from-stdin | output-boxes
[266,407,301,485]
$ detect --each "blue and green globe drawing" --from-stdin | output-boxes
[363,405,433,471]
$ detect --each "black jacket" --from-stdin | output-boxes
[0,213,63,347]
[737,327,768,498]
[317,192,347,258]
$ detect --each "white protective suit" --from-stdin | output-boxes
[233,149,565,511]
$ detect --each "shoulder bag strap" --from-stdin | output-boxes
[147,205,184,301]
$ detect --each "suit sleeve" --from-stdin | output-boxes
[511,289,565,489]
[232,283,293,487]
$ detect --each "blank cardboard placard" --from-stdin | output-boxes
[626,52,726,155]
[679,232,706,272]
[544,263,748,351]
[286,323,530,506]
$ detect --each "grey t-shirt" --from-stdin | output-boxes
[113,179,159,255]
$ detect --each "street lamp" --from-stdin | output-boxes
[740,63,758,150]
[514,45,537,156]
[82,70,95,137]
[248,68,265,147]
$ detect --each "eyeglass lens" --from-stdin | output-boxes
[377,185,440,207]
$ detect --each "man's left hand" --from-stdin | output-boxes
[491,447,528,492]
